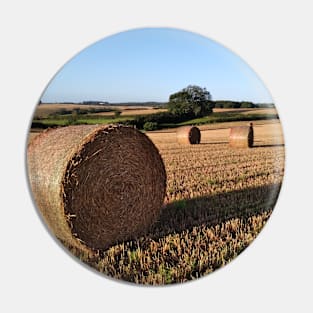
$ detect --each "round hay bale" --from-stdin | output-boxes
[27,124,166,251]
[229,123,254,148]
[176,126,201,144]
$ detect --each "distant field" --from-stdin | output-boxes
[31,105,279,131]
[35,104,276,118]
[28,119,283,148]
[147,119,283,145]
[150,119,281,134]
[34,103,166,118]
[96,108,168,116]
[34,104,109,117]
[213,107,278,115]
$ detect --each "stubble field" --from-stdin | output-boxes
[49,119,285,284]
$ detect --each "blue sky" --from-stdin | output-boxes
[41,28,273,104]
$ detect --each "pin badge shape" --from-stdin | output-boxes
[27,28,285,285]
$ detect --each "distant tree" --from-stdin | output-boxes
[241,101,255,108]
[167,85,213,117]
[222,101,240,108]
[114,110,122,118]
[256,103,275,108]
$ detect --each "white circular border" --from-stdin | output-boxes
[1,1,312,312]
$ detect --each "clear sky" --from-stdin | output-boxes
[41,28,273,104]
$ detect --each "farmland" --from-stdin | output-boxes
[33,103,166,118]
[45,119,284,284]
[34,103,276,118]
[31,104,279,130]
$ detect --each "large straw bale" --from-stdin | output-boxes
[176,126,201,144]
[229,123,254,148]
[27,124,166,251]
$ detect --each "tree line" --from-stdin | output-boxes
[127,85,274,130]
[35,85,275,130]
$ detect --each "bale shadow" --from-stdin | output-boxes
[253,143,285,148]
[200,141,228,145]
[146,183,281,239]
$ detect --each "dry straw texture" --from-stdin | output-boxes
[176,126,201,144]
[229,123,254,148]
[27,125,166,251]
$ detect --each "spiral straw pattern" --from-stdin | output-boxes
[27,125,166,251]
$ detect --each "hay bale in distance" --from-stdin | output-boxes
[176,126,201,144]
[27,124,166,251]
[229,123,254,148]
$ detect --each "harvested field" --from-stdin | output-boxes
[56,119,285,284]
[148,120,283,203]
[27,125,166,251]
[70,211,272,284]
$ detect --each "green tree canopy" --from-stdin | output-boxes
[167,85,213,117]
